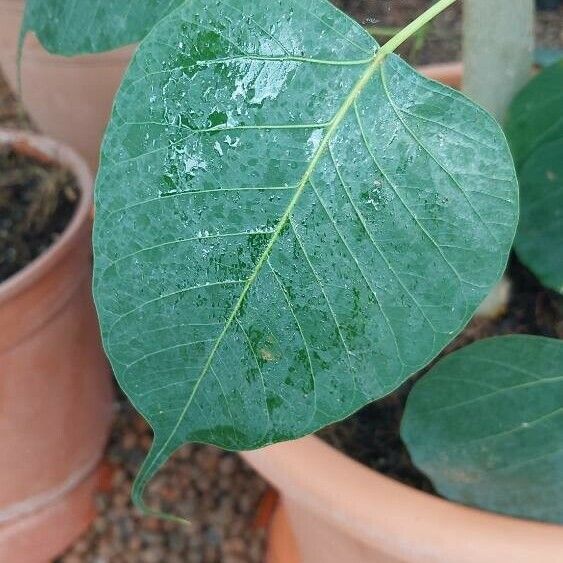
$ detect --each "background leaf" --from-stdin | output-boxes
[504,61,563,293]
[505,60,563,169]
[513,139,563,293]
[401,336,563,524]
[21,0,183,55]
[92,0,518,508]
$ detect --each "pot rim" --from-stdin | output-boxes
[0,128,93,304]
[242,433,563,562]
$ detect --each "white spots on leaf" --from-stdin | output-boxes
[230,59,296,107]
[306,129,323,157]
[231,75,249,101]
[184,154,208,175]
[213,141,224,156]
[250,61,295,105]
[169,143,208,177]
[224,135,240,148]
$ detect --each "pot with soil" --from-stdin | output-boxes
[0,0,132,169]
[242,260,563,563]
[240,60,563,563]
[243,412,563,563]
[0,128,113,562]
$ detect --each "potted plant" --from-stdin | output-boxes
[16,0,562,561]
[0,128,113,562]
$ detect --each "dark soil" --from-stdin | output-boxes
[319,256,563,494]
[0,146,79,283]
[335,0,463,64]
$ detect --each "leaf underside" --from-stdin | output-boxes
[92,0,518,509]
[21,0,183,55]
[401,336,563,524]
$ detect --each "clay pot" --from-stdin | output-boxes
[418,61,463,87]
[0,0,132,170]
[241,61,563,563]
[0,129,114,562]
[242,436,563,563]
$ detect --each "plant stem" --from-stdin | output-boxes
[462,0,534,122]
[462,0,533,319]
[380,0,458,57]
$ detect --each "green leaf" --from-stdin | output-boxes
[401,336,563,524]
[505,60,563,169]
[514,139,563,293]
[21,0,183,55]
[534,48,563,69]
[92,0,518,512]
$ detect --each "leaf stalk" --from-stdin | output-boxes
[380,0,458,57]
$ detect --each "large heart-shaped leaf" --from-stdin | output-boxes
[92,0,518,509]
[505,60,563,169]
[514,139,563,293]
[401,336,563,524]
[21,0,183,55]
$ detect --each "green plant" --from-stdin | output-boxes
[20,0,561,525]
[504,61,563,294]
[402,335,563,523]
[401,49,563,526]
[365,23,431,65]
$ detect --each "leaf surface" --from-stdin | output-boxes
[21,0,183,55]
[92,0,518,508]
[505,60,563,169]
[514,139,563,293]
[401,336,563,524]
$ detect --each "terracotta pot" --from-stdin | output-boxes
[242,436,563,563]
[0,129,114,563]
[0,0,133,170]
[418,62,463,88]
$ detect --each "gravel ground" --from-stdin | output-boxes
[56,403,270,563]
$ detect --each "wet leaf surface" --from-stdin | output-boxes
[92,0,518,508]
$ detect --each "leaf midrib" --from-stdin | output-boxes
[151,48,387,455]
